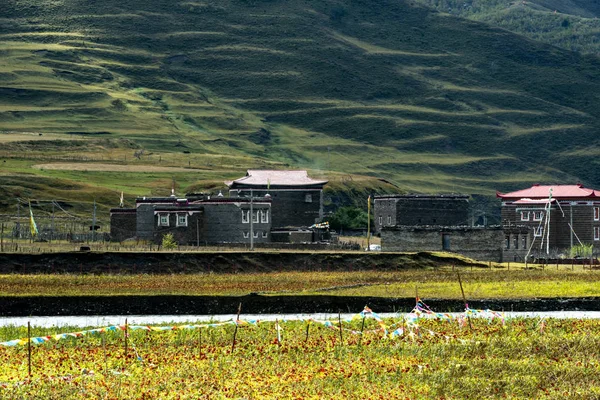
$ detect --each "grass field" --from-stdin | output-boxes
[1,316,600,398]
[2,267,599,298]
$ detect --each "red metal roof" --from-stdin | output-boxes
[497,184,600,200]
[226,170,328,187]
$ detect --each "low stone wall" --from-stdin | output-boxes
[381,226,504,262]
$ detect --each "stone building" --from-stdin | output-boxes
[381,226,505,262]
[498,184,600,257]
[373,194,470,233]
[227,170,327,228]
[110,194,272,245]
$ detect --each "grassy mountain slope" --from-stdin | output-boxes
[417,0,600,55]
[2,0,600,221]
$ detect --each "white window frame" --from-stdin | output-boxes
[595,207,600,221]
[158,214,169,227]
[176,213,188,227]
[305,194,312,203]
[534,226,543,237]
[262,231,268,238]
[533,211,543,221]
[260,210,269,223]
[242,210,249,224]
[378,216,382,225]
[252,211,259,224]
[387,216,392,225]
[595,227,600,241]
[253,230,259,238]
[521,211,530,222]
[243,231,249,238]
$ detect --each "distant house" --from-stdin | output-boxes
[376,194,502,261]
[373,194,470,233]
[227,170,328,228]
[498,184,600,258]
[110,194,272,245]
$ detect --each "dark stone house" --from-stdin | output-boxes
[377,194,506,261]
[110,194,272,245]
[227,170,327,228]
[374,194,470,233]
[498,184,600,258]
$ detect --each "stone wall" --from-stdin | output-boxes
[201,202,271,245]
[381,226,504,262]
[230,189,322,228]
[501,203,600,253]
[374,196,470,233]
[109,209,136,242]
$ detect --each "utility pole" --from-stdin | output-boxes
[570,203,573,249]
[250,189,254,250]
[16,200,20,239]
[92,198,97,243]
[51,201,55,243]
[366,195,371,251]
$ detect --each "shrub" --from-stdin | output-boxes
[569,243,593,258]
[161,233,177,250]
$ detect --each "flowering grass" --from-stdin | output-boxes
[2,267,600,299]
[1,317,600,398]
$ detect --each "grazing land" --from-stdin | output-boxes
[3,0,600,221]
[1,317,600,398]
[2,267,599,299]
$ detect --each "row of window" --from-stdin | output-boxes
[241,210,269,224]
[377,216,392,225]
[242,231,268,238]
[520,211,544,222]
[158,213,187,227]
[505,235,528,250]
[520,207,600,221]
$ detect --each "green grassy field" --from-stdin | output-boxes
[2,266,599,298]
[2,0,600,221]
[1,317,600,398]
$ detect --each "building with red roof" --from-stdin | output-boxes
[498,184,600,258]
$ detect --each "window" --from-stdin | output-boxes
[253,231,259,238]
[262,231,268,238]
[595,207,599,221]
[378,216,382,225]
[387,216,392,225]
[533,211,543,221]
[595,227,600,241]
[242,210,249,224]
[505,236,510,250]
[243,232,249,239]
[158,214,169,227]
[521,211,530,222]
[177,214,187,227]
[305,194,312,203]
[513,235,519,250]
[252,211,259,223]
[260,210,269,223]
[521,235,527,249]
[534,226,543,237]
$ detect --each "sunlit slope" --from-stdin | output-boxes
[1,0,600,194]
[416,0,600,55]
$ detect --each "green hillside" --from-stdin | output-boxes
[416,0,600,55]
[2,0,600,220]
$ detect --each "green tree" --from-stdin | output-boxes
[326,206,370,232]
[161,233,177,250]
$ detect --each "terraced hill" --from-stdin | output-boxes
[2,0,600,218]
[416,0,600,55]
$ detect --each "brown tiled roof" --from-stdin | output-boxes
[226,170,328,187]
